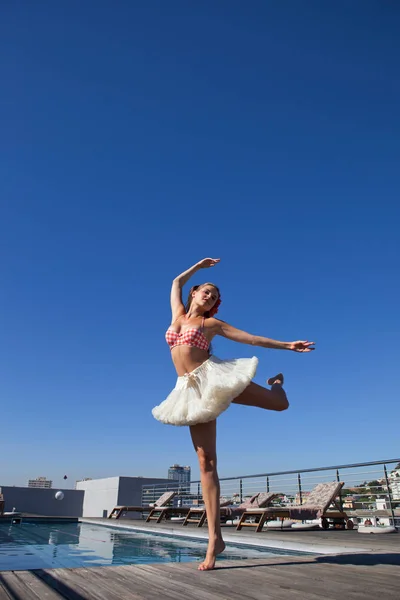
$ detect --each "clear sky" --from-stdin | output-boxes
[1,1,399,489]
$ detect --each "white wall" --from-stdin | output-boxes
[76,477,120,518]
[76,476,173,518]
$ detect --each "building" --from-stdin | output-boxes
[1,475,172,518]
[27,477,52,489]
[1,485,82,517]
[168,465,191,490]
[76,476,171,518]
[389,468,400,500]
[75,478,92,489]
[343,496,356,510]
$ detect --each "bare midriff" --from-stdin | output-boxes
[171,346,211,377]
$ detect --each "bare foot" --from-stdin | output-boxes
[267,373,284,386]
[198,538,226,571]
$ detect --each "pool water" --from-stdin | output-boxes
[0,522,309,571]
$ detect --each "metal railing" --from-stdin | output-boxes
[141,458,400,527]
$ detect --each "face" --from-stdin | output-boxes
[193,285,219,312]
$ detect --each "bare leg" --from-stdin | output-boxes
[190,420,225,571]
[233,374,289,411]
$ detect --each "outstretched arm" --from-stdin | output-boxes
[170,258,220,322]
[211,320,315,352]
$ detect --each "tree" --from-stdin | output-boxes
[367,480,383,497]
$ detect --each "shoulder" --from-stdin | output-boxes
[204,317,225,331]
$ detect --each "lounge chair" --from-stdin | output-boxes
[145,496,229,524]
[183,492,281,528]
[109,491,176,520]
[237,481,351,532]
[180,496,232,527]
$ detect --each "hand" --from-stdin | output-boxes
[289,340,315,353]
[197,258,221,269]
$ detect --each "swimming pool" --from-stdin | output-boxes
[0,522,310,571]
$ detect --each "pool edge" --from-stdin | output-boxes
[79,518,367,556]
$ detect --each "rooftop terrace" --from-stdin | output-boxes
[1,521,399,599]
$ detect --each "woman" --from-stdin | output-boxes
[152,258,315,570]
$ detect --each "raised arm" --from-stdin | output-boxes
[170,258,220,322]
[211,320,315,352]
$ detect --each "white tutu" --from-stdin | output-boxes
[152,355,258,426]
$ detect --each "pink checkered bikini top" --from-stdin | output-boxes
[166,316,210,351]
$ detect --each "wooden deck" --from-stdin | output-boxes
[1,519,399,599]
[1,552,400,600]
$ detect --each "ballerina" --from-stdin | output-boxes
[152,258,315,570]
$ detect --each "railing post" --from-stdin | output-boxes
[197,483,201,503]
[298,473,302,505]
[383,465,396,529]
[239,479,243,503]
[266,476,270,493]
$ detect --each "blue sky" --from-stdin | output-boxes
[1,1,399,489]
